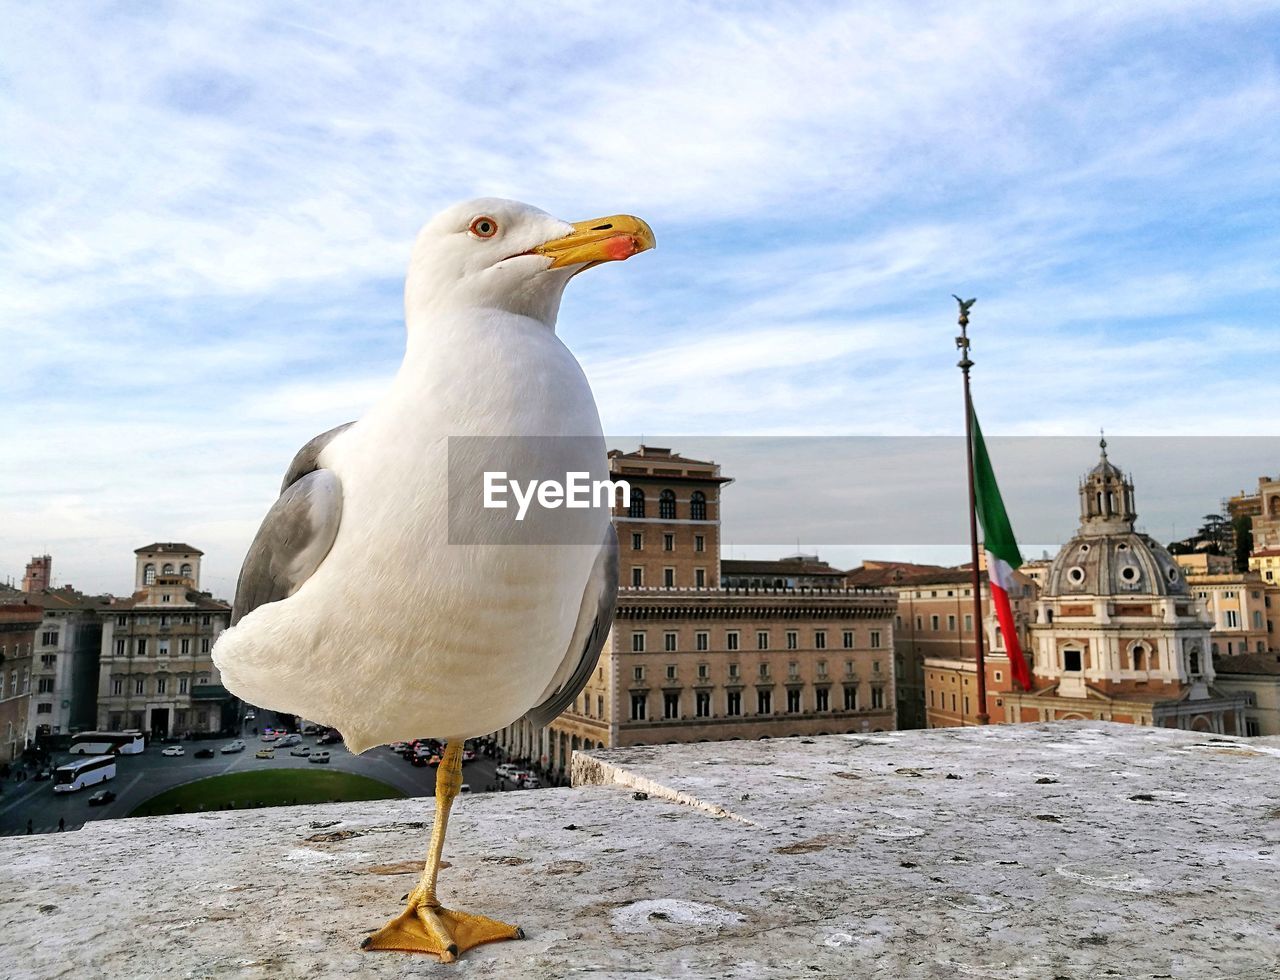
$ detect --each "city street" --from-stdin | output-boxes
[0,712,528,836]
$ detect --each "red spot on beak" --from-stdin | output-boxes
[603,235,640,261]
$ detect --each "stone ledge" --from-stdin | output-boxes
[2,723,1278,978]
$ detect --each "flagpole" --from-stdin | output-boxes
[955,296,990,725]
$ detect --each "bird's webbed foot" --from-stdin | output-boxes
[361,887,523,962]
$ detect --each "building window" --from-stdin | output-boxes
[629,488,646,518]
[1133,645,1145,670]
[787,689,801,713]
[144,564,156,584]
[815,687,830,711]
[180,638,190,655]
[872,687,885,709]
[114,639,125,657]
[873,660,881,674]
[726,691,742,716]
[181,563,192,578]
[759,662,770,678]
[40,654,55,668]
[1063,649,1082,672]
[659,489,677,520]
[111,678,123,696]
[157,677,167,694]
[663,533,674,551]
[696,632,709,652]
[666,664,677,680]
[135,678,145,695]
[202,615,211,627]
[690,491,707,521]
[633,665,645,681]
[162,594,171,603]
[158,640,169,657]
[964,614,973,632]
[842,630,854,649]
[931,615,940,631]
[1225,610,1240,628]
[786,631,798,650]
[697,663,709,679]
[117,614,127,626]
[664,693,679,719]
[597,695,604,717]
[870,631,882,649]
[38,678,54,693]
[757,631,769,650]
[844,685,858,710]
[41,631,59,646]
[179,678,189,694]
[37,702,52,714]
[663,567,675,587]
[632,632,646,652]
[695,568,706,588]
[728,662,740,679]
[817,660,828,678]
[631,532,643,550]
[758,689,772,714]
[788,661,799,679]
[200,638,210,654]
[814,630,827,650]
[695,534,705,553]
[631,567,644,587]
[726,631,740,651]
[136,638,147,656]
[1189,650,1202,676]
[630,694,647,720]
[948,615,956,631]
[696,691,711,717]
[662,632,677,652]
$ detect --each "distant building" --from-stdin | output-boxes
[1212,652,1280,735]
[500,449,898,774]
[0,604,42,761]
[1002,443,1247,733]
[1184,571,1269,657]
[95,544,232,738]
[22,555,51,593]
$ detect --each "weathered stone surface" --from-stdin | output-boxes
[2,723,1278,978]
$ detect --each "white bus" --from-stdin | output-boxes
[69,730,145,755]
[53,755,117,793]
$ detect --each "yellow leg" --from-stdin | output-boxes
[361,740,523,961]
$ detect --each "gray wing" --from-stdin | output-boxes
[524,523,619,728]
[231,423,353,626]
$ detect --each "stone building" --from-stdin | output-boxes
[0,604,41,762]
[1183,571,1269,657]
[498,449,898,774]
[24,581,111,743]
[22,555,51,593]
[1212,652,1280,736]
[1001,442,1247,733]
[95,544,233,738]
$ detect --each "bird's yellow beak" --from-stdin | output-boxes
[532,214,656,270]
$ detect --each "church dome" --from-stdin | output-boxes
[1043,441,1190,598]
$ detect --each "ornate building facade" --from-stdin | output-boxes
[96,543,233,738]
[1003,443,1247,733]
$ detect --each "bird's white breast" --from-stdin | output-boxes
[213,311,610,751]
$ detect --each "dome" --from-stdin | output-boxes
[1044,530,1189,597]
[1046,440,1190,597]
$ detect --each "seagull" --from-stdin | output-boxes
[211,198,654,960]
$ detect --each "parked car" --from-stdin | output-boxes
[289,746,312,757]
[460,784,472,794]
[495,763,518,780]
[161,745,185,757]
[260,733,278,743]
[255,748,276,759]
[220,740,246,754]
[88,789,116,806]
[316,731,342,745]
[301,724,320,735]
[309,751,331,764]
[277,734,302,747]
[194,748,215,759]
[520,776,541,789]
[389,742,409,753]
[461,748,476,763]
[244,711,256,721]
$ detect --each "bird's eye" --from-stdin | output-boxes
[468,216,499,239]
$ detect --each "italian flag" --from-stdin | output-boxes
[970,407,1033,691]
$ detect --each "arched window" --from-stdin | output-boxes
[162,563,174,575]
[659,489,676,520]
[628,488,646,519]
[1133,645,1145,670]
[180,563,193,579]
[144,563,156,585]
[1190,649,1203,675]
[690,491,707,521]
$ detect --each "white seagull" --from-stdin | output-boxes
[211,198,654,960]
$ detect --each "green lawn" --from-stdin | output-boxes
[130,769,406,817]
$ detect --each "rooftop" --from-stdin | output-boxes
[134,541,204,555]
[1,723,1277,978]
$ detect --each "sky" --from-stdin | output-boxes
[3,1,1280,597]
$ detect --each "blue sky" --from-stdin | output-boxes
[3,2,1280,596]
